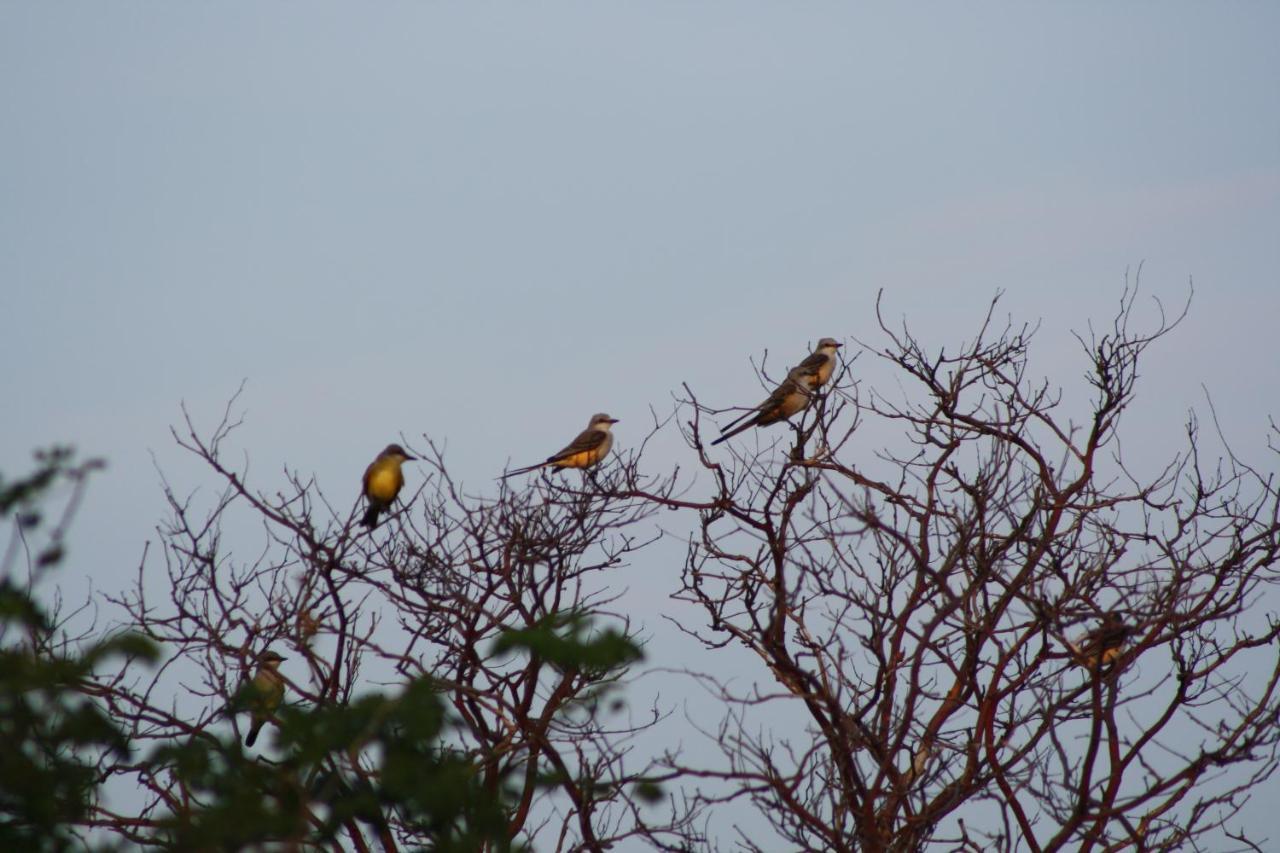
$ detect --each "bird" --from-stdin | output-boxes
[501,413,619,478]
[712,338,842,446]
[711,370,813,447]
[244,650,286,747]
[791,337,843,391]
[1071,612,1135,673]
[360,443,415,528]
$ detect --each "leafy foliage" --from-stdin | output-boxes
[153,678,514,851]
[0,450,157,852]
[2,450,647,849]
[492,611,644,676]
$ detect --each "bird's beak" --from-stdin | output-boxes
[609,418,620,423]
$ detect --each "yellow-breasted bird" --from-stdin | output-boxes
[244,649,286,747]
[361,443,415,528]
[1072,612,1135,673]
[501,413,619,478]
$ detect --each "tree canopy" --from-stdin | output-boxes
[4,290,1279,851]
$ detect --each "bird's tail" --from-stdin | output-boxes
[360,504,382,528]
[245,719,265,747]
[716,407,757,435]
[711,416,761,446]
[500,462,545,480]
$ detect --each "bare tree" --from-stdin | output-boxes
[83,398,701,851]
[45,284,1280,851]
[650,285,1280,851]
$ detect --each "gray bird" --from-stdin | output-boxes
[713,338,842,446]
[502,413,619,477]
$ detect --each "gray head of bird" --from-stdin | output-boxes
[258,650,286,670]
[380,443,416,462]
[589,413,620,429]
[816,337,842,352]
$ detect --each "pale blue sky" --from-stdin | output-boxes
[3,2,1278,845]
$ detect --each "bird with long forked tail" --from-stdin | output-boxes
[712,338,842,446]
[502,413,619,478]
[712,370,813,446]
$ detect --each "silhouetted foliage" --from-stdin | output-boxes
[152,677,513,851]
[0,450,157,851]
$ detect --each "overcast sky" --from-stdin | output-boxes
[3,2,1278,845]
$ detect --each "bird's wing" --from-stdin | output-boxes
[712,378,810,444]
[794,351,829,376]
[548,428,608,463]
[762,378,797,410]
[793,351,835,389]
[754,377,809,425]
[719,376,792,432]
[1074,622,1130,666]
[1097,623,1132,651]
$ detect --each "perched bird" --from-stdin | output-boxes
[712,338,842,447]
[244,650,287,747]
[711,370,813,446]
[791,337,843,391]
[361,443,415,528]
[502,413,619,478]
[1071,612,1135,673]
